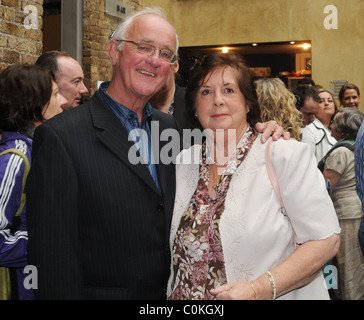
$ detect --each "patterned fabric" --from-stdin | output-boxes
[168,127,257,300]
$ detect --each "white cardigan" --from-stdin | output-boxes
[168,135,340,300]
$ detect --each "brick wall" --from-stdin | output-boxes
[0,0,43,72]
[83,0,142,96]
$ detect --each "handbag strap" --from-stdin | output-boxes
[265,139,298,247]
[0,148,30,217]
[265,139,285,213]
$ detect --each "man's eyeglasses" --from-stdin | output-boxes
[117,40,178,64]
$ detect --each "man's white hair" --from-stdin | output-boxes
[109,7,179,55]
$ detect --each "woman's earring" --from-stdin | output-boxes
[195,112,198,118]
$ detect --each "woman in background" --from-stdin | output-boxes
[339,83,360,109]
[255,77,303,141]
[320,108,364,300]
[301,88,337,163]
[0,64,67,299]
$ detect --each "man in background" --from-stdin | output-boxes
[35,51,89,110]
[293,85,321,126]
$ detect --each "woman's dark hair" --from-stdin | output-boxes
[185,52,261,129]
[0,64,54,133]
[338,83,360,103]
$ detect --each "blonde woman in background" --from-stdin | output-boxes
[255,78,303,141]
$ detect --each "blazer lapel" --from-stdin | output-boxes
[89,95,161,196]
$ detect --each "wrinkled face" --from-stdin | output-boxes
[109,14,177,103]
[42,81,67,121]
[341,89,360,108]
[317,91,336,121]
[56,56,88,110]
[195,66,249,137]
[301,97,319,126]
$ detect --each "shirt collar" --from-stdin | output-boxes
[97,81,153,126]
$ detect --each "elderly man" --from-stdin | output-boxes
[35,51,89,110]
[27,7,286,300]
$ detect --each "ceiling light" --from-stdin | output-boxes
[252,43,258,46]
[290,41,296,44]
[221,47,229,53]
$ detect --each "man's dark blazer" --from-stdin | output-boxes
[173,85,195,132]
[26,94,179,299]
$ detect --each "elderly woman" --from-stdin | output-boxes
[319,108,364,300]
[0,64,67,300]
[167,53,340,300]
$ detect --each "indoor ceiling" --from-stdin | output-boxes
[180,41,312,55]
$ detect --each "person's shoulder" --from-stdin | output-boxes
[174,84,186,98]
[0,131,30,144]
[301,122,318,133]
[274,137,308,148]
[44,96,96,129]
[176,144,202,166]
[332,145,354,156]
[152,108,178,129]
[270,137,312,160]
[152,108,173,120]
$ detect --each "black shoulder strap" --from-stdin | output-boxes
[318,140,355,172]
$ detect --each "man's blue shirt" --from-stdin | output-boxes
[97,81,161,193]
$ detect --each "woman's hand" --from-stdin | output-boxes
[211,233,340,300]
[210,281,258,300]
[255,120,291,143]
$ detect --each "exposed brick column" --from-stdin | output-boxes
[0,0,43,71]
[82,0,142,96]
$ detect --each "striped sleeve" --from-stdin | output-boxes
[0,139,29,268]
